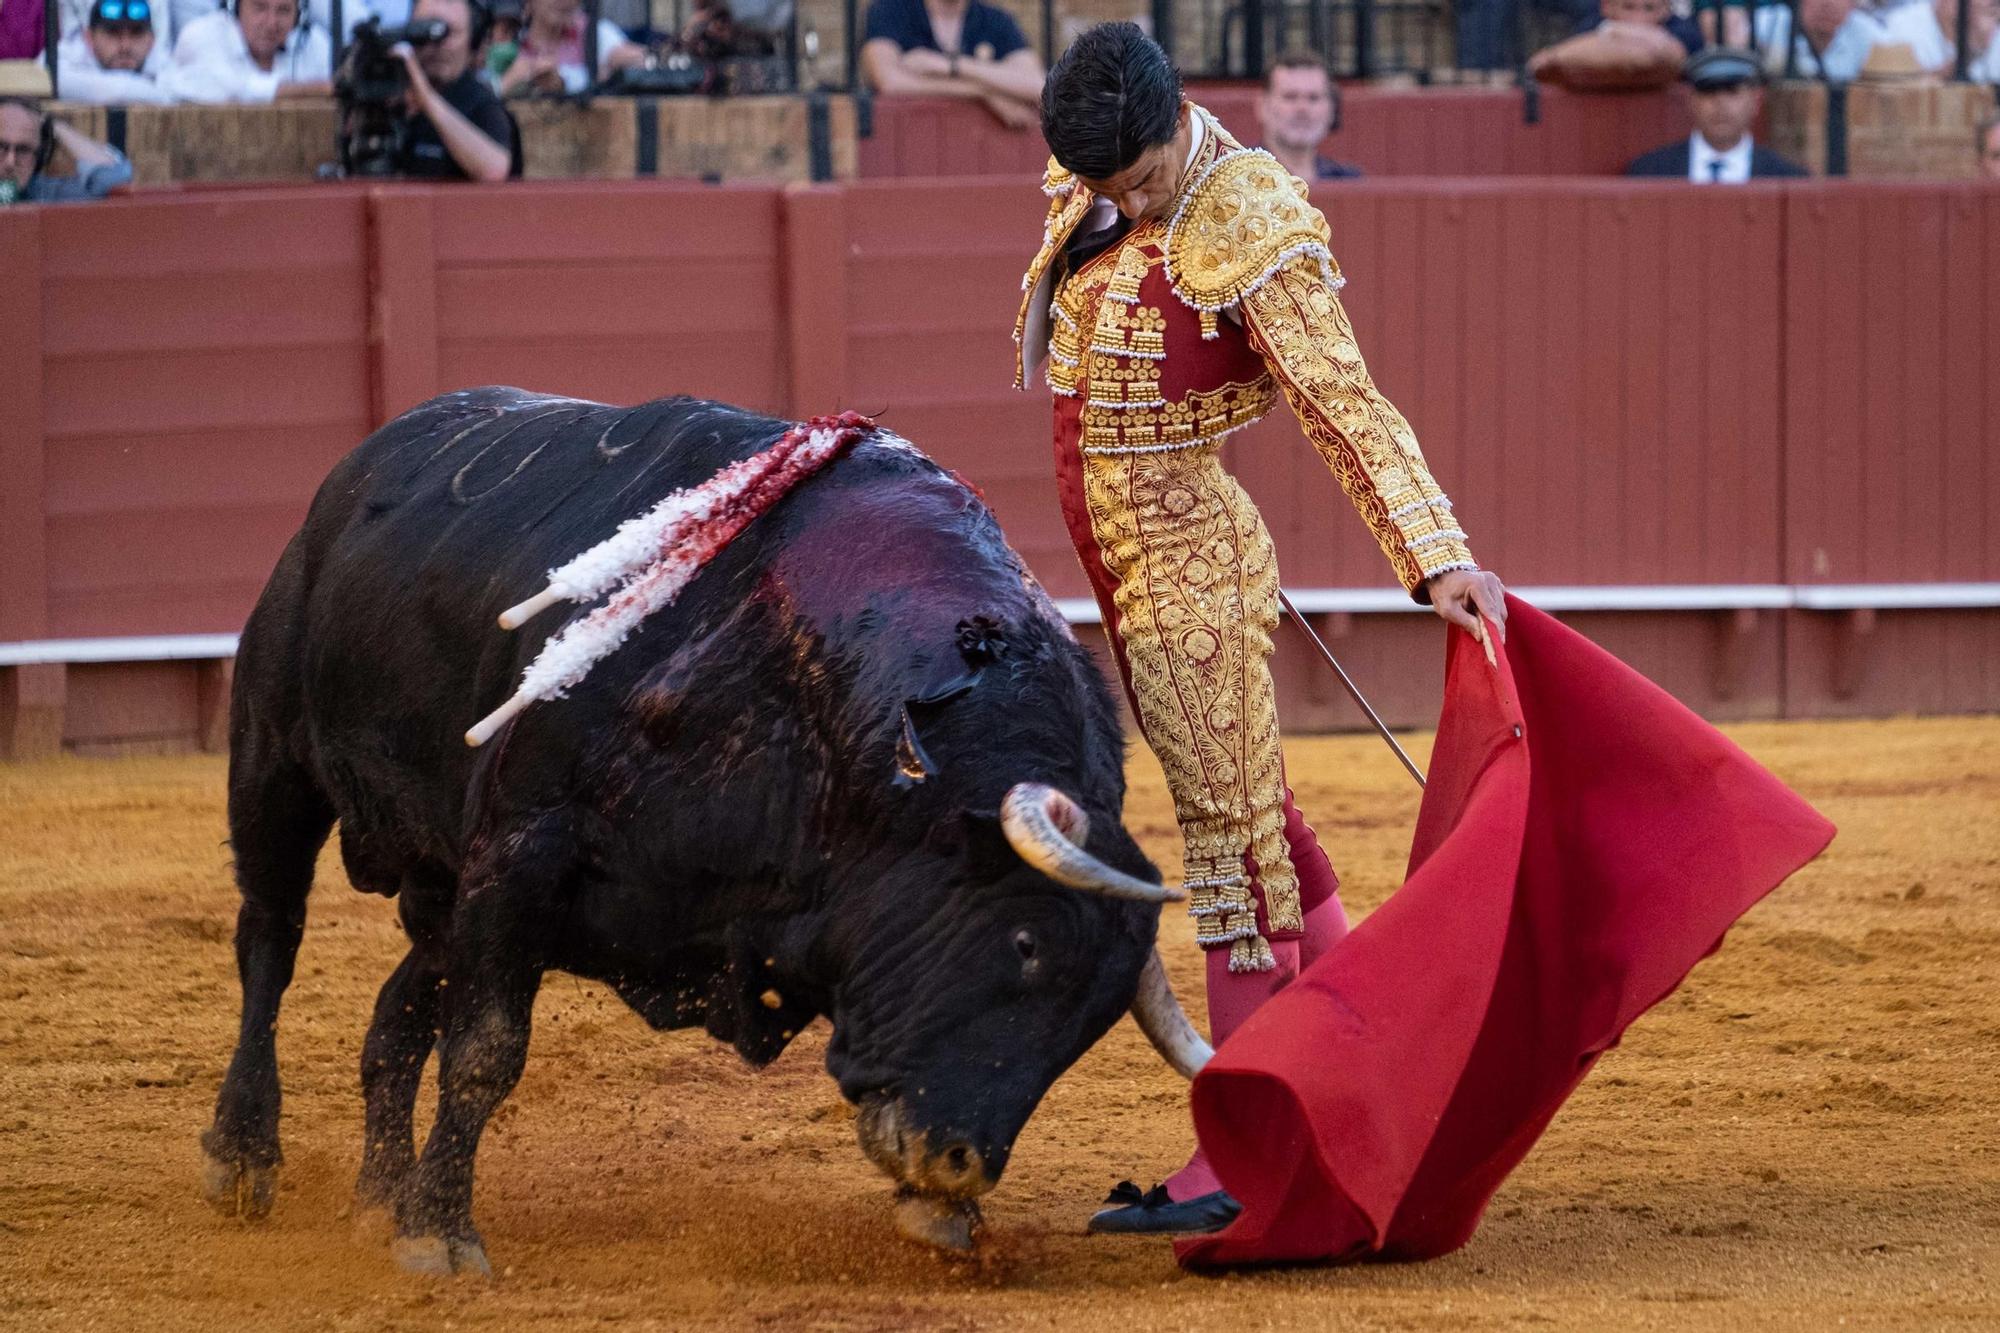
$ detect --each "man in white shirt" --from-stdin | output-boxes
[1625,46,1809,180]
[164,0,332,102]
[57,0,175,102]
[1752,0,1887,78]
[1875,0,2000,77]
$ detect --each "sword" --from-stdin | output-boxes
[1277,589,1428,790]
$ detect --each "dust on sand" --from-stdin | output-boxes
[1,717,1996,1332]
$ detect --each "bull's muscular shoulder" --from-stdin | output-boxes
[1164,148,1338,314]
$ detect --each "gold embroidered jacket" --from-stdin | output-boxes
[1014,106,1477,594]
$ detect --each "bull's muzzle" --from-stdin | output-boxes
[855,1096,997,1199]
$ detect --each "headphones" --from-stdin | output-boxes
[0,97,56,177]
[465,0,494,51]
[221,0,311,41]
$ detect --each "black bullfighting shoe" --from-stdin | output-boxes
[1087,1179,1242,1235]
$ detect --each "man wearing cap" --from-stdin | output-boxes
[57,0,177,104]
[1626,47,1807,181]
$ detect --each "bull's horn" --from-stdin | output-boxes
[999,784,1183,905]
[1131,949,1213,1079]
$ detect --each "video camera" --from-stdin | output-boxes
[334,16,450,177]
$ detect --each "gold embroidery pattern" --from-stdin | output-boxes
[1080,441,1302,965]
[1013,159,1097,389]
[1242,257,1475,592]
[1165,149,1338,316]
[1080,380,1275,455]
[1063,236,1280,454]
[1086,279,1167,408]
[1046,247,1114,399]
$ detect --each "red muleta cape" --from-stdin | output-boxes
[1177,596,1835,1269]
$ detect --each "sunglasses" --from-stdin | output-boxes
[91,0,154,23]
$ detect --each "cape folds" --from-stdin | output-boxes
[1177,597,1836,1268]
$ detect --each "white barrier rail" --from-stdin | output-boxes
[5,584,1999,663]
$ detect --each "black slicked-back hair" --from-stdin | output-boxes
[1040,22,1183,179]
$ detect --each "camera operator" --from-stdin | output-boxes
[391,0,518,180]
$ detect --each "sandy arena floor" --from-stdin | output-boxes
[1,716,1996,1332]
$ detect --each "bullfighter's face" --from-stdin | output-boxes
[1075,101,1196,223]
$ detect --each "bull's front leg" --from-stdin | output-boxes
[390,819,571,1279]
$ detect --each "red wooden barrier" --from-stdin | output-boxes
[377,180,794,421]
[36,191,373,639]
[3,176,1997,752]
[1781,181,2000,717]
[856,85,1694,180]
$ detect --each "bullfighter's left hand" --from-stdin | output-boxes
[1428,568,1508,644]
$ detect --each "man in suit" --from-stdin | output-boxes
[1626,46,1808,180]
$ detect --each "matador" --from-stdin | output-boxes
[1019,23,1509,1235]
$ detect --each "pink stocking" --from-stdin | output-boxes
[1161,792,1349,1202]
[1163,940,1300,1201]
[1298,894,1350,970]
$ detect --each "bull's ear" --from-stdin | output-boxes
[892,667,985,788]
[893,706,934,787]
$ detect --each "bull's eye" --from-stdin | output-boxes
[1013,928,1038,963]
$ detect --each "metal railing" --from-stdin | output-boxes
[1137,0,2000,83]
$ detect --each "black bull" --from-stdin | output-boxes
[198,389,1204,1272]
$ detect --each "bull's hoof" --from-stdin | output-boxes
[200,1148,278,1220]
[392,1234,493,1280]
[893,1190,982,1252]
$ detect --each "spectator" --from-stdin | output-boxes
[165,0,332,101]
[482,0,518,83]
[1529,0,1699,89]
[859,0,1043,130]
[1,0,44,59]
[1982,113,2000,175]
[56,0,176,53]
[0,96,133,201]
[499,0,643,95]
[1627,46,1808,178]
[58,0,175,104]
[1874,0,2000,76]
[1748,0,1885,79]
[1258,50,1361,179]
[385,0,518,179]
